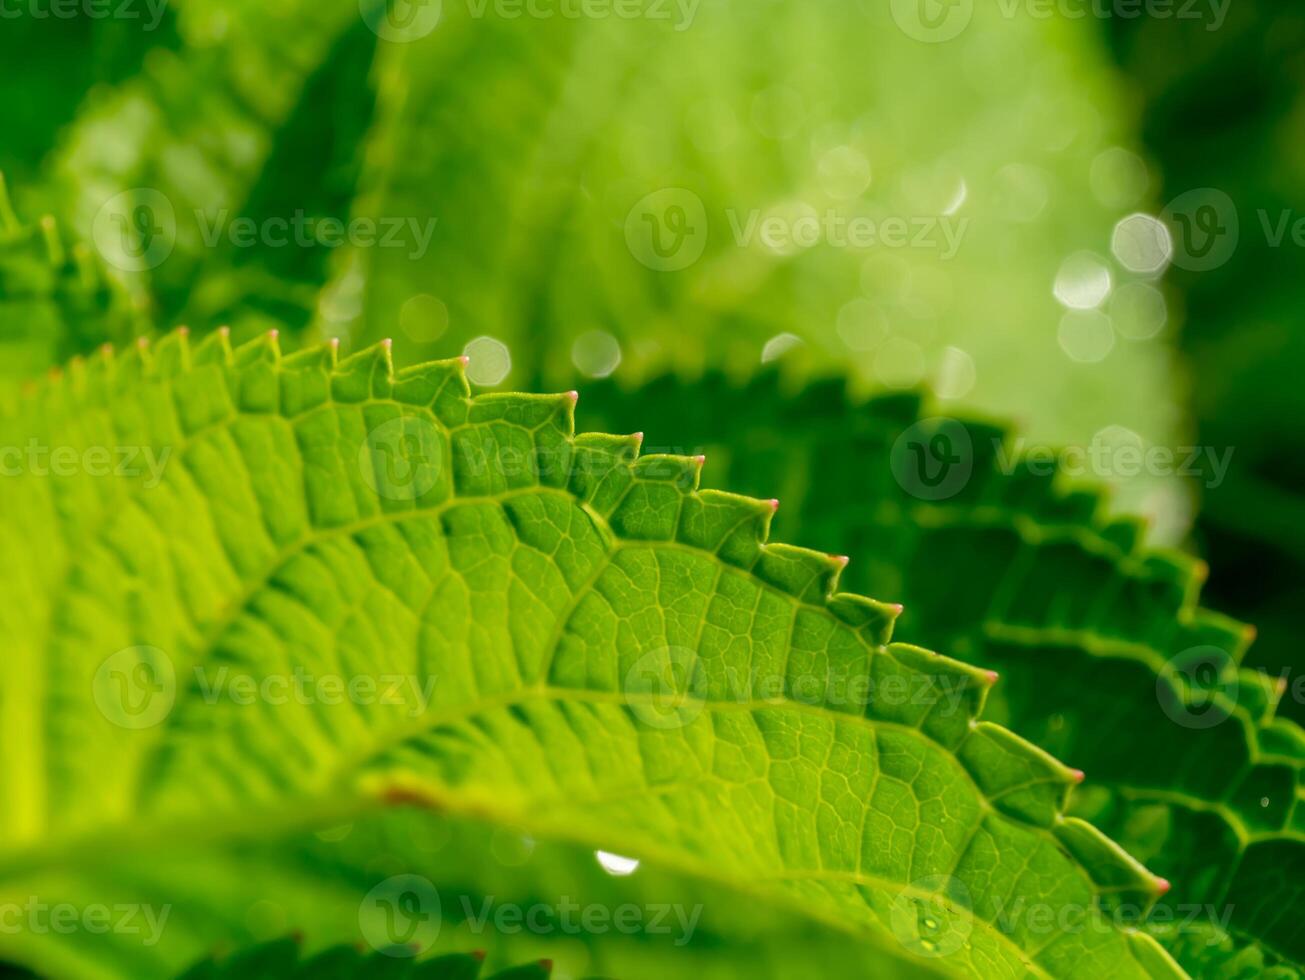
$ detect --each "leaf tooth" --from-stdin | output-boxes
[960,721,1094,825]
[385,357,472,410]
[1099,516,1145,554]
[70,241,99,292]
[753,543,849,604]
[1180,594,1253,657]
[1053,816,1174,914]
[1143,550,1206,606]
[229,328,283,369]
[39,214,63,268]
[678,490,777,568]
[569,432,641,513]
[190,324,234,367]
[331,340,395,403]
[150,327,191,377]
[630,453,704,491]
[827,594,901,645]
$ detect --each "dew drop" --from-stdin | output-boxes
[596,850,641,876]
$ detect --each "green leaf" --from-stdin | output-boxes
[577,368,1305,977]
[0,173,141,385]
[326,2,1184,521]
[1,331,1178,979]
[31,2,1187,523]
[35,0,367,332]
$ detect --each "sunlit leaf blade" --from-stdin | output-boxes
[0,331,1178,979]
[578,368,1305,977]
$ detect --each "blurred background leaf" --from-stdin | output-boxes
[7,0,1191,527]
